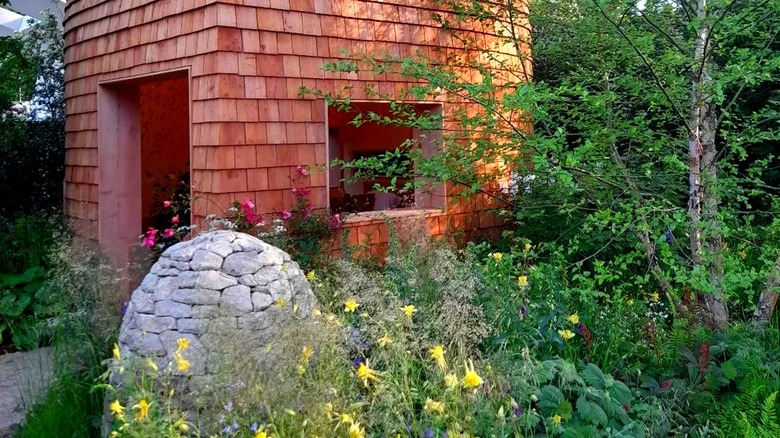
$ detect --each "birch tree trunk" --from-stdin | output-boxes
[689,0,729,329]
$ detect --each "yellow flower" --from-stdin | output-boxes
[174,417,189,432]
[462,360,483,389]
[340,413,353,424]
[517,275,529,288]
[567,314,580,324]
[265,343,273,352]
[649,292,660,301]
[312,308,322,317]
[356,361,379,386]
[377,333,393,347]
[255,429,269,438]
[133,399,150,421]
[429,345,447,370]
[739,250,747,260]
[552,414,562,425]
[524,242,532,252]
[348,421,366,438]
[558,329,575,341]
[176,337,190,353]
[344,299,358,313]
[276,298,286,307]
[626,299,634,306]
[403,304,416,319]
[145,358,159,372]
[490,252,503,261]
[109,399,125,419]
[444,373,459,389]
[175,354,190,372]
[112,343,121,361]
[301,346,314,364]
[424,398,445,414]
[306,271,316,281]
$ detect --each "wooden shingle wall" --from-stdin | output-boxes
[64,0,528,253]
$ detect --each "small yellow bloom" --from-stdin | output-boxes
[429,345,447,370]
[517,275,529,288]
[312,308,322,317]
[174,418,189,432]
[356,361,379,386]
[133,399,150,421]
[462,360,483,389]
[176,337,190,353]
[490,252,503,261]
[301,346,314,364]
[558,329,575,341]
[344,299,358,313]
[567,314,580,324]
[377,333,393,347]
[403,304,416,319]
[424,398,445,414]
[145,358,158,372]
[340,413,353,424]
[109,399,125,419]
[739,250,747,260]
[626,299,634,306]
[552,414,562,425]
[306,271,316,281]
[524,242,532,252]
[175,354,190,372]
[276,298,286,307]
[110,432,119,438]
[255,429,269,438]
[112,343,121,361]
[297,364,306,376]
[444,373,459,389]
[293,304,299,313]
[265,343,273,352]
[649,292,660,301]
[348,421,366,438]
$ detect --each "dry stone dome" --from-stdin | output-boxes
[116,231,317,380]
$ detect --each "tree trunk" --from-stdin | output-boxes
[753,254,780,324]
[689,0,729,329]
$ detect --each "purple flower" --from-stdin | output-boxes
[424,428,434,438]
[519,305,528,319]
[352,357,364,367]
[231,421,239,431]
[120,301,129,316]
[218,414,225,424]
[224,400,233,412]
[513,406,523,417]
[250,423,258,432]
[221,425,232,435]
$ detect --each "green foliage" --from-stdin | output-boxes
[0,36,37,112]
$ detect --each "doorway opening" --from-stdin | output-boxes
[97,70,191,270]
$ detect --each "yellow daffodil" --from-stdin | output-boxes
[429,345,447,370]
[444,372,459,389]
[276,298,286,307]
[462,360,484,389]
[344,299,358,313]
[306,271,316,281]
[424,398,445,414]
[649,292,660,301]
[112,343,121,361]
[109,399,125,419]
[558,329,575,341]
[301,346,314,364]
[176,337,190,353]
[552,414,562,425]
[348,421,366,438]
[626,299,634,306]
[134,399,150,421]
[524,242,532,252]
[312,308,322,317]
[175,354,190,372]
[517,275,529,288]
[403,304,416,319]
[356,361,379,387]
[377,334,393,347]
[490,252,503,261]
[567,314,580,324]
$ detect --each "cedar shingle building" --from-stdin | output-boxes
[63,0,529,267]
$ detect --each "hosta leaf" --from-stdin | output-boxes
[580,363,606,389]
[607,380,632,405]
[576,395,608,426]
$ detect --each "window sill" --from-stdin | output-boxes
[339,208,445,224]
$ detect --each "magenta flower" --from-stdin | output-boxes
[163,228,175,239]
[327,214,342,230]
[171,215,180,225]
[282,210,292,220]
[302,203,314,219]
[296,165,310,176]
[242,198,255,211]
[146,227,158,237]
[163,200,171,208]
[291,187,311,198]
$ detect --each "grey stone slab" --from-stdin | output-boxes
[155,300,191,318]
[170,288,221,305]
[190,249,224,271]
[222,285,253,316]
[223,252,263,276]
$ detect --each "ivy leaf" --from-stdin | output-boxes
[580,363,606,389]
[576,395,608,426]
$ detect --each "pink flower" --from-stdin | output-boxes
[282,210,292,220]
[171,215,180,225]
[163,228,175,239]
[302,203,314,219]
[242,198,255,211]
[146,227,158,237]
[142,236,155,248]
[296,165,310,176]
[291,187,311,198]
[163,200,171,208]
[328,213,342,230]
